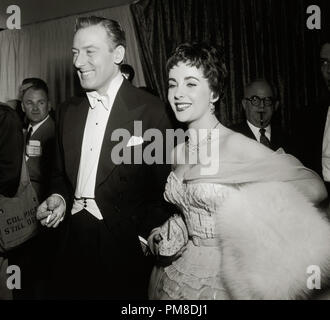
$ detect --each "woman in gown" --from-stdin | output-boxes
[148,43,330,300]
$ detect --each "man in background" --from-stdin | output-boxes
[292,40,330,195]
[10,79,56,299]
[5,99,25,126]
[230,79,290,152]
[21,79,55,202]
[319,41,330,191]
[0,103,23,300]
[0,104,23,201]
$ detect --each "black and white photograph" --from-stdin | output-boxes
[0,0,330,310]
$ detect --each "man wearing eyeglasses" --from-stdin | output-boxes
[230,79,288,151]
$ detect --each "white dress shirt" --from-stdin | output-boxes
[322,106,330,182]
[72,73,124,219]
[247,121,271,143]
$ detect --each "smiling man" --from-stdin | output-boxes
[21,79,55,202]
[36,16,172,299]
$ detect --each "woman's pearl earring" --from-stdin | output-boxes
[209,102,215,114]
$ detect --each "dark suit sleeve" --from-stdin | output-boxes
[40,123,56,198]
[49,103,72,207]
[290,108,323,175]
[137,108,175,238]
[0,106,23,197]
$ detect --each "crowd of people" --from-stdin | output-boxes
[1,15,330,300]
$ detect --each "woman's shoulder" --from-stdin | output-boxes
[221,129,274,161]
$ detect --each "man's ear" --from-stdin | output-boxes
[114,45,125,65]
[274,100,279,112]
[21,101,26,113]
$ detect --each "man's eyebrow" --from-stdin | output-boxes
[72,45,99,51]
[168,78,177,82]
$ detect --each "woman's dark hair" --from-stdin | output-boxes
[166,42,228,100]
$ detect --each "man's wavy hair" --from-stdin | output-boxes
[166,42,228,100]
[20,78,49,100]
[74,16,126,50]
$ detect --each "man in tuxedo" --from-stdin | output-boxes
[22,80,55,202]
[230,79,289,151]
[293,41,330,194]
[36,16,172,299]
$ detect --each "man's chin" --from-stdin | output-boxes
[30,117,43,125]
[255,123,270,128]
[79,80,95,91]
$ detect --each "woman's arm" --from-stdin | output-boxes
[227,131,328,204]
[288,173,327,204]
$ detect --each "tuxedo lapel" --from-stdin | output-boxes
[63,98,89,187]
[95,80,143,188]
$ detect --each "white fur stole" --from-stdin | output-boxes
[217,182,330,300]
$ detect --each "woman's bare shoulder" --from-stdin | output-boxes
[223,129,273,161]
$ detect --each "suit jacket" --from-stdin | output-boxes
[26,116,55,202]
[51,79,173,298]
[229,121,291,152]
[291,98,330,193]
[0,105,23,197]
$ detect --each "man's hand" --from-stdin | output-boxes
[37,194,66,228]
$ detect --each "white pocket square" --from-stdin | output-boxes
[126,135,144,147]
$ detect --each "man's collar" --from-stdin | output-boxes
[86,72,124,110]
[246,120,271,134]
[28,115,50,133]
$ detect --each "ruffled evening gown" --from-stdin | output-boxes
[149,167,330,300]
[148,171,235,300]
